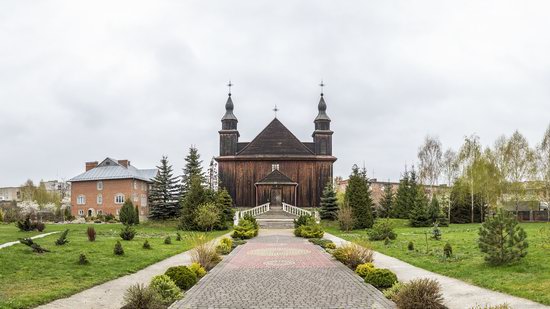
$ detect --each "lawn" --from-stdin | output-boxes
[0,222,228,309]
[323,219,550,305]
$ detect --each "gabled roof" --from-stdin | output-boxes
[69,158,157,182]
[237,118,314,156]
[256,169,297,185]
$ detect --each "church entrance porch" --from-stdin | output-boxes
[270,188,282,206]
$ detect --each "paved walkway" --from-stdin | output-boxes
[324,233,549,309]
[0,231,60,249]
[37,234,229,309]
[172,229,395,309]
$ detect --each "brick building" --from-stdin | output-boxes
[69,158,157,219]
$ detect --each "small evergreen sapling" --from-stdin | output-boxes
[55,229,70,246]
[319,182,339,221]
[408,241,414,251]
[443,243,453,258]
[143,240,152,249]
[176,232,182,241]
[20,238,50,253]
[114,241,124,255]
[119,200,137,225]
[120,224,136,240]
[164,236,172,244]
[431,223,442,240]
[78,253,90,265]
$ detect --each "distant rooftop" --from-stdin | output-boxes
[69,158,157,182]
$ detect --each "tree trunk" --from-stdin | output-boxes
[470,179,474,223]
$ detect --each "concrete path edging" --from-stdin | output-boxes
[36,233,230,309]
[0,231,60,249]
[324,232,549,309]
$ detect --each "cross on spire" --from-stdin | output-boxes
[227,80,233,96]
[319,80,325,96]
[273,105,279,118]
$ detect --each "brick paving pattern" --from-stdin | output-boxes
[171,230,395,309]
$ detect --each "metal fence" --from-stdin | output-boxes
[516,210,550,222]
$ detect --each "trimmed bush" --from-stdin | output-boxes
[121,283,163,309]
[294,222,324,238]
[55,229,70,246]
[241,214,258,229]
[444,243,452,258]
[114,241,124,255]
[393,278,445,309]
[355,263,375,278]
[332,243,374,270]
[232,219,258,239]
[308,238,336,249]
[149,275,183,305]
[364,268,398,289]
[164,236,172,245]
[216,237,232,255]
[143,240,152,249]
[120,225,136,241]
[78,253,90,265]
[383,282,404,300]
[368,219,397,241]
[188,262,207,279]
[16,215,35,231]
[87,226,96,241]
[408,241,414,251]
[293,214,315,228]
[164,266,197,290]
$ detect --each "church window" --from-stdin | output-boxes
[272,163,279,171]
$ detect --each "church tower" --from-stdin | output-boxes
[219,93,239,156]
[312,92,333,155]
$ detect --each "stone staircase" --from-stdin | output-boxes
[254,206,297,229]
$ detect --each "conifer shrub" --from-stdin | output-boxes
[384,237,391,246]
[355,263,375,278]
[19,238,50,253]
[164,266,197,290]
[16,215,45,232]
[231,239,247,249]
[78,253,90,265]
[432,223,442,240]
[241,214,258,229]
[478,209,528,265]
[149,275,183,305]
[122,283,163,309]
[293,214,315,228]
[383,282,404,300]
[393,278,445,309]
[35,222,45,232]
[119,200,137,225]
[408,241,414,251]
[364,268,398,289]
[55,229,70,246]
[443,243,453,258]
[188,262,207,279]
[319,182,339,220]
[216,237,232,255]
[143,240,152,249]
[120,224,136,241]
[368,219,397,241]
[114,241,124,255]
[294,222,324,238]
[232,219,258,239]
[176,232,182,241]
[308,238,335,249]
[332,243,374,270]
[87,226,96,241]
[164,236,172,244]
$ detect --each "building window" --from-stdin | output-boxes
[77,195,86,205]
[115,194,125,204]
[272,163,279,171]
[97,194,103,205]
[133,180,137,190]
[97,181,103,190]
[78,209,84,216]
[141,194,147,207]
[133,193,138,202]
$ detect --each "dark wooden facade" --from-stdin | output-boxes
[215,93,336,208]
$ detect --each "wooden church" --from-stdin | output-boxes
[215,90,337,208]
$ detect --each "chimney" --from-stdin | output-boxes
[85,161,98,171]
[118,160,130,168]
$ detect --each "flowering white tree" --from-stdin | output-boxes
[18,200,39,215]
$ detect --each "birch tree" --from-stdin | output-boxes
[442,148,459,220]
[418,135,443,198]
[458,134,481,223]
[503,130,536,214]
[536,124,550,219]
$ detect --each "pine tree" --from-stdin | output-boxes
[320,182,339,220]
[148,156,181,220]
[179,175,205,230]
[119,200,136,225]
[216,188,234,228]
[344,165,374,229]
[392,171,410,219]
[181,146,205,197]
[378,182,394,218]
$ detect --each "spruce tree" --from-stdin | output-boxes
[119,200,136,225]
[181,146,205,197]
[148,156,181,220]
[134,205,140,225]
[344,165,374,229]
[427,195,448,226]
[179,175,205,230]
[216,188,234,228]
[409,188,431,227]
[320,182,339,220]
[392,171,410,219]
[378,182,394,218]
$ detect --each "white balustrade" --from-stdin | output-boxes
[234,202,270,225]
[282,203,320,223]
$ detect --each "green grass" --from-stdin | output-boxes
[0,222,228,309]
[323,219,550,305]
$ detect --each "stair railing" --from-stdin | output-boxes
[282,202,320,223]
[234,202,270,226]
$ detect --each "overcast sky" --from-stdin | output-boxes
[1,1,550,187]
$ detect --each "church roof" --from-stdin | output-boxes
[237,118,315,156]
[256,169,296,184]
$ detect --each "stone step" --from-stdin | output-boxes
[257,219,295,229]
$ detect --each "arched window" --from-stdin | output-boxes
[114,193,125,204]
[78,209,84,216]
[97,181,103,190]
[97,194,103,205]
